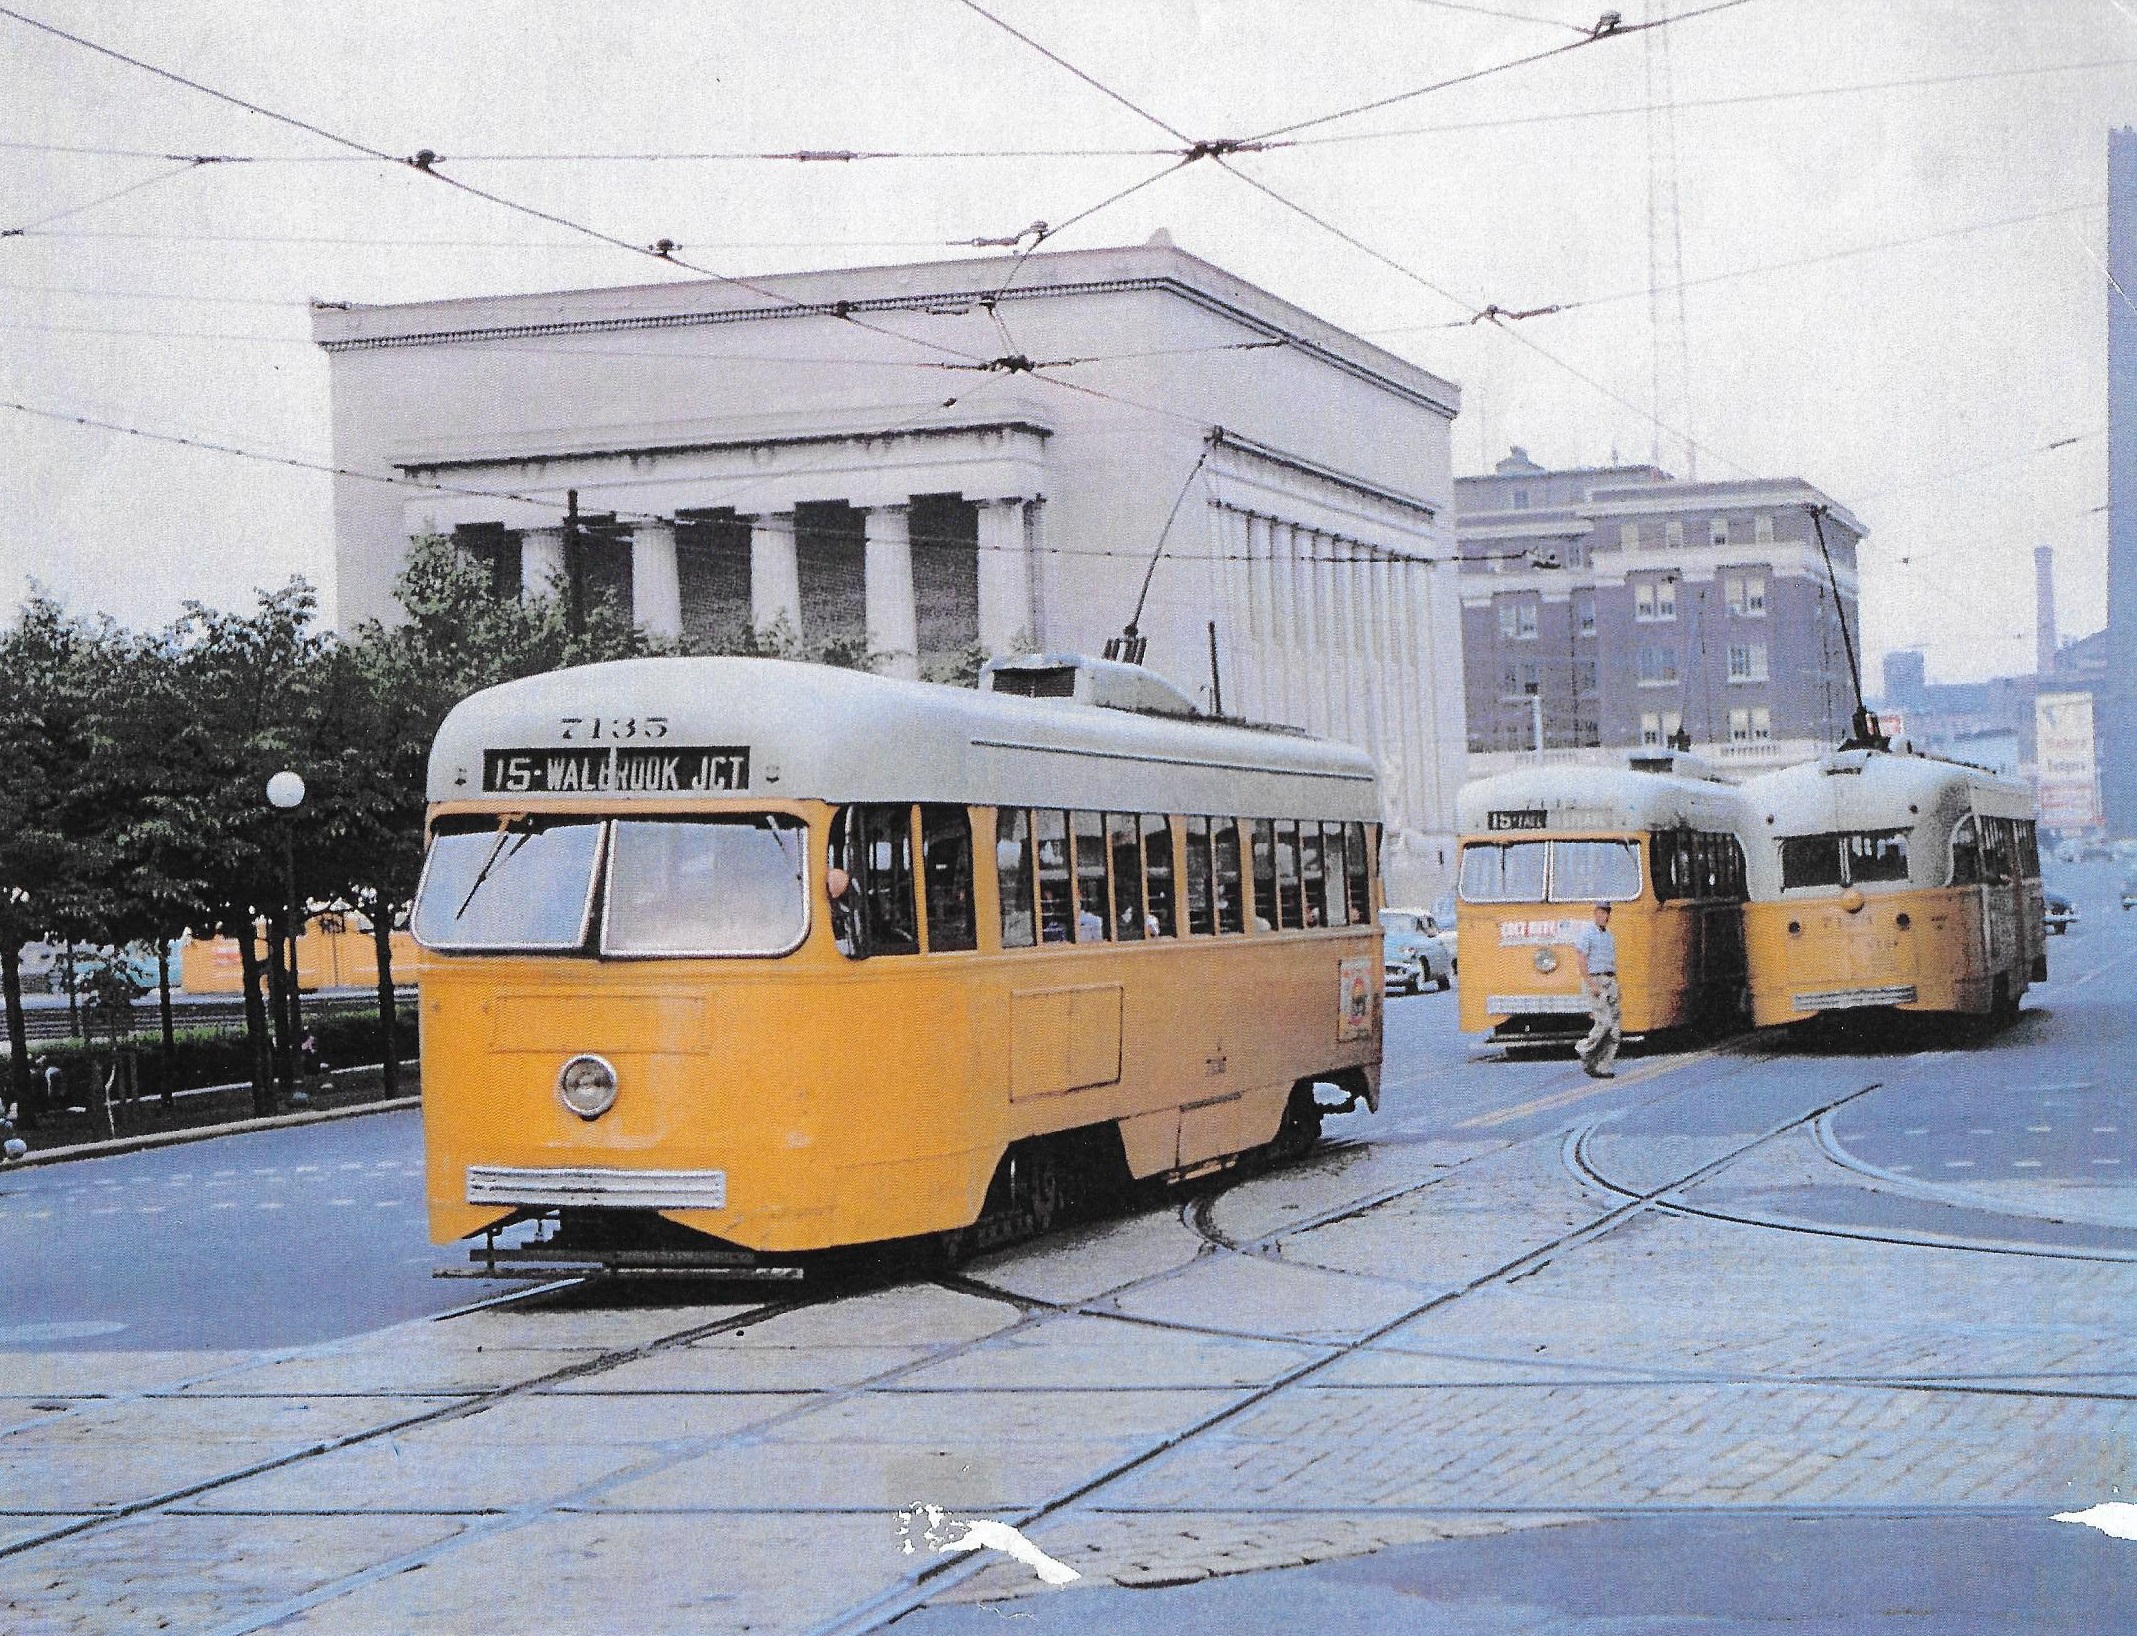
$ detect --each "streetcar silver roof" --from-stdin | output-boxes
[1738,748,2033,896]
[1455,766,1750,837]
[1740,748,2031,835]
[427,656,1380,819]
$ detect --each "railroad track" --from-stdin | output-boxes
[0,1045,1924,1635]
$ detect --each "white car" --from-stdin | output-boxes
[1382,909,1453,995]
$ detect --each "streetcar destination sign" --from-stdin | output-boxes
[1486,809,1548,831]
[483,745,751,795]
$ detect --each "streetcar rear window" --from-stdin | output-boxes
[1459,841,1548,903]
[1779,836,1845,890]
[1547,840,1642,903]
[1779,829,1909,890]
[1844,830,1910,884]
[413,818,604,952]
[604,816,808,957]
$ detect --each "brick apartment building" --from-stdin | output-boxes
[1456,449,1866,776]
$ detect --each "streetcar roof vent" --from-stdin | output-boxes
[1624,748,1726,782]
[980,652,1202,718]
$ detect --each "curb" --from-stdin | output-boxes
[9,1089,422,1168]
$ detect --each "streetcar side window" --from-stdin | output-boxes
[1980,816,2015,886]
[1300,822,1329,927]
[1142,814,1177,937]
[921,805,977,954]
[1344,822,1371,925]
[1271,821,1300,928]
[1108,813,1146,942]
[1071,810,1111,942]
[1036,810,1074,942]
[1949,815,1981,886]
[1214,817,1246,933]
[829,804,919,958]
[1250,820,1278,930]
[1459,841,1548,903]
[2016,819,2041,880]
[1185,816,1215,934]
[997,808,1036,949]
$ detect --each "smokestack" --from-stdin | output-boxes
[2036,544,2059,677]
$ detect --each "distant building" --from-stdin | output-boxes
[1455,449,1866,776]
[2104,128,2137,832]
[309,239,1472,879]
[1876,544,2110,833]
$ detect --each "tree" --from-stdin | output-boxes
[0,596,111,1125]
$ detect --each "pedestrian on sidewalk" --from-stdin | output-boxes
[1574,901,1621,1079]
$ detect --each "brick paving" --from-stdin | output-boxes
[4,1056,2135,1633]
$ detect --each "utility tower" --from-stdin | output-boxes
[1644,1,1695,477]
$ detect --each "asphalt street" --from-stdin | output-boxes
[2,861,2134,1632]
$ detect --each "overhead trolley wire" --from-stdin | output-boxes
[1238,0,1765,146]
[1,395,1481,568]
[0,157,218,237]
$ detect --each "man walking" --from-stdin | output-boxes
[1574,901,1621,1079]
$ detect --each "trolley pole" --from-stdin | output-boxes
[1528,688,1545,765]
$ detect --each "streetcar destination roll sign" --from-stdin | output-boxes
[1486,809,1548,831]
[483,745,751,794]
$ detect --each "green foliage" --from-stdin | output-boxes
[27,1005,419,1104]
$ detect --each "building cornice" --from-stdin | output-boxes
[311,247,1462,419]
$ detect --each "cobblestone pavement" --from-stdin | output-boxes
[5,927,2137,1631]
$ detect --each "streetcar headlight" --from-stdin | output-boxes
[1533,949,1559,974]
[556,1054,619,1121]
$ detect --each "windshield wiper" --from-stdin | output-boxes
[453,822,535,922]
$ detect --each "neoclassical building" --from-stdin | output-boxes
[311,237,1469,875]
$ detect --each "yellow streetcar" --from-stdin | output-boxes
[410,653,1384,1274]
[1740,748,2045,1028]
[1455,763,1752,1045]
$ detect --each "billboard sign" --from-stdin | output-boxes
[2036,692,2100,831]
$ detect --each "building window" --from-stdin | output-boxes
[1637,646,1679,686]
[1727,642,1769,684]
[1666,519,1685,549]
[1575,658,1599,696]
[1500,662,1520,697]
[1728,706,1774,743]
[1640,709,1684,747]
[1710,518,1729,547]
[1512,487,1530,510]
[1634,578,1677,622]
[1725,573,1768,617]
[1564,541,1588,569]
[1497,596,1538,640]
[1503,660,1540,698]
[1619,521,1640,551]
[1755,513,1775,544]
[1575,592,1596,637]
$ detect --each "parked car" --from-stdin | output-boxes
[1382,909,1453,995]
[1428,894,1459,971]
[2044,893,2077,934]
[2122,879,2137,912]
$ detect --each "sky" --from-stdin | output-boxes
[0,0,2130,685]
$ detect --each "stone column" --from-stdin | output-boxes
[975,497,1034,656]
[747,511,801,642]
[1247,513,1276,723]
[630,519,682,641]
[863,503,920,680]
[521,526,567,601]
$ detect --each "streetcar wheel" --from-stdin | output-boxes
[1273,1082,1324,1161]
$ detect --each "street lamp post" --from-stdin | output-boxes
[266,771,306,1106]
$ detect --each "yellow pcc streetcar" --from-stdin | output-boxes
[411,653,1384,1274]
[1455,762,1751,1045]
[1739,748,2046,1028]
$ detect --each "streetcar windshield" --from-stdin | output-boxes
[1779,829,1910,891]
[1459,841,1548,902]
[413,817,604,951]
[604,815,808,957]
[1547,840,1643,902]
